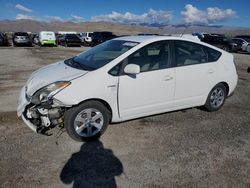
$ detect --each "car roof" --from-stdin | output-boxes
[113,35,200,43]
[113,35,225,53]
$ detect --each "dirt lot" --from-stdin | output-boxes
[0,46,249,188]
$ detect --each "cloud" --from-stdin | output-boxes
[71,15,85,22]
[207,7,236,23]
[15,14,69,22]
[16,14,36,20]
[91,9,172,25]
[181,4,236,25]
[15,4,32,13]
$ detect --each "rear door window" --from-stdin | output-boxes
[174,40,221,67]
[174,40,208,67]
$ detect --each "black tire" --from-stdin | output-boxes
[222,46,230,52]
[83,40,87,47]
[204,83,227,112]
[64,101,110,142]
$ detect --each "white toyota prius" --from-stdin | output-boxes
[17,36,238,141]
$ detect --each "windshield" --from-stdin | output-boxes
[67,40,139,71]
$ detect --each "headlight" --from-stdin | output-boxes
[31,81,71,104]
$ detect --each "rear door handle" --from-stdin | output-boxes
[207,69,214,74]
[163,76,173,81]
[107,85,117,88]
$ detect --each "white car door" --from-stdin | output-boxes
[118,41,175,120]
[173,40,219,108]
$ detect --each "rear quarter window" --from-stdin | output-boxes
[205,47,222,62]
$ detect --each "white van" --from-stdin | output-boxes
[79,32,93,46]
[39,31,56,46]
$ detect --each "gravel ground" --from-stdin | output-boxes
[0,46,249,188]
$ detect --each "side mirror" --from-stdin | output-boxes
[124,64,140,75]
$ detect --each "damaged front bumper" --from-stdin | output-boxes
[17,86,66,134]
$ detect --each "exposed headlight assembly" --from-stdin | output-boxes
[31,81,71,104]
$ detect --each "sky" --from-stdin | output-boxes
[0,0,249,27]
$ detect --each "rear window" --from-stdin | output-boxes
[14,32,28,36]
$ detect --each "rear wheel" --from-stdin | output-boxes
[222,46,230,52]
[204,83,227,112]
[64,101,110,142]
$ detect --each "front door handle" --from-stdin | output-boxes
[163,76,173,81]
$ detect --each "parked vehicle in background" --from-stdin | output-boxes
[38,31,56,46]
[79,32,93,46]
[12,32,32,46]
[173,34,200,41]
[91,31,117,46]
[247,45,250,53]
[201,34,241,52]
[58,34,81,47]
[56,35,63,45]
[17,36,238,141]
[192,32,205,39]
[235,35,250,40]
[57,31,77,35]
[32,34,39,45]
[232,38,250,52]
[0,32,9,46]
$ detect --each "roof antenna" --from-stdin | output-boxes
[180,24,189,37]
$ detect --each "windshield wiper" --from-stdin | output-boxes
[70,58,86,69]
[65,57,89,70]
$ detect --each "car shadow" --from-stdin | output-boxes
[60,139,123,188]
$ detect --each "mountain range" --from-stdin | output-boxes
[0,20,250,36]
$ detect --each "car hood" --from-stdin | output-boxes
[26,61,88,96]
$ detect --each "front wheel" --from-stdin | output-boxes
[204,83,227,112]
[64,101,110,142]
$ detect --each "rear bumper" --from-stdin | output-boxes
[14,39,31,45]
[228,73,238,96]
[41,40,56,45]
